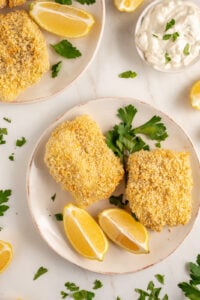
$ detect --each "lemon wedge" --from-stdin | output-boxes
[0,240,13,273]
[98,208,149,254]
[63,203,108,261]
[30,2,95,38]
[190,80,200,110]
[114,0,144,12]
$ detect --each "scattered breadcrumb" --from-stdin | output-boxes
[44,115,124,208]
[126,149,193,231]
[0,10,49,102]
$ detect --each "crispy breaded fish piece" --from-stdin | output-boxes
[126,149,193,231]
[8,0,25,7]
[0,0,7,8]
[0,10,49,102]
[44,115,124,208]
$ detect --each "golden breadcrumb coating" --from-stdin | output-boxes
[0,10,49,102]
[8,0,25,8]
[126,149,193,231]
[44,115,124,208]
[0,0,7,8]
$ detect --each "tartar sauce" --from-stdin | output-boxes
[135,0,200,71]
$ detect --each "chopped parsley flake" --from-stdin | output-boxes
[55,213,63,221]
[152,34,159,38]
[0,128,8,145]
[8,153,15,161]
[93,279,103,290]
[33,266,48,280]
[165,52,171,64]
[163,34,172,40]
[155,274,165,284]
[183,43,190,55]
[55,0,72,4]
[3,117,11,123]
[165,18,175,31]
[75,0,96,4]
[51,193,56,201]
[51,61,62,78]
[172,32,179,42]
[118,70,137,79]
[16,137,27,147]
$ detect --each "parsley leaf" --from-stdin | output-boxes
[55,0,72,3]
[155,274,165,284]
[163,34,172,40]
[61,291,69,298]
[65,282,79,292]
[9,153,15,161]
[165,19,175,31]
[172,32,179,41]
[33,266,48,280]
[0,128,8,145]
[51,61,62,78]
[93,279,103,290]
[16,137,27,147]
[55,213,63,221]
[72,290,95,300]
[109,194,128,209]
[3,117,11,123]
[51,40,82,59]
[133,116,168,142]
[118,70,137,79]
[183,43,190,56]
[0,190,11,216]
[75,0,96,4]
[51,193,56,201]
[178,254,200,299]
[165,52,171,64]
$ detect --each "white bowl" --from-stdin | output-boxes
[134,0,200,73]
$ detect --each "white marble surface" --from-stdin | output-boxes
[0,0,200,299]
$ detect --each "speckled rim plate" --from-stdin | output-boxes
[27,97,200,274]
[1,1,105,104]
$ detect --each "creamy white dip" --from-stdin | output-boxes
[135,0,200,71]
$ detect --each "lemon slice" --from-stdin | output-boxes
[0,240,13,273]
[98,208,149,254]
[114,0,144,12]
[30,2,95,38]
[190,80,200,110]
[63,203,109,261]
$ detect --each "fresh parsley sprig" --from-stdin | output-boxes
[61,280,102,299]
[106,105,168,161]
[109,194,128,209]
[0,189,11,216]
[135,274,168,300]
[178,254,200,299]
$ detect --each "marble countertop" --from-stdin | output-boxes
[0,0,200,299]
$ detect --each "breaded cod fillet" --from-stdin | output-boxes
[0,10,49,102]
[126,149,193,231]
[44,115,124,208]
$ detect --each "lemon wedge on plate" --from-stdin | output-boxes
[114,0,144,12]
[0,240,13,273]
[190,80,200,110]
[63,203,108,261]
[98,208,149,254]
[30,2,95,38]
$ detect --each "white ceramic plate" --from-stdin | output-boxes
[2,1,105,104]
[27,98,200,274]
